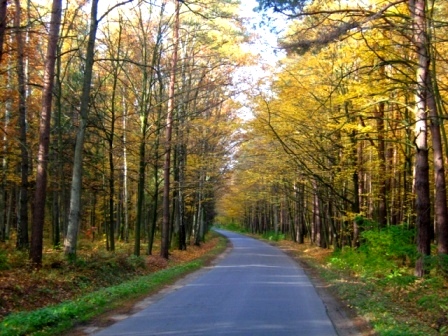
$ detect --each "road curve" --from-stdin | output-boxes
[93,230,338,336]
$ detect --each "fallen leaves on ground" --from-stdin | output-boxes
[0,236,220,321]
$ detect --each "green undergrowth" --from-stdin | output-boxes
[224,223,448,335]
[215,222,248,234]
[261,230,286,241]
[323,225,447,335]
[0,234,227,336]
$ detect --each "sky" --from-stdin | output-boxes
[35,0,285,120]
[95,0,286,120]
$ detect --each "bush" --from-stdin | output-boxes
[362,225,417,264]
[218,222,248,233]
[261,230,285,241]
[329,224,417,278]
[0,249,8,270]
[125,255,145,270]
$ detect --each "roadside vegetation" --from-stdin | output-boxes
[0,232,226,336]
[219,223,448,336]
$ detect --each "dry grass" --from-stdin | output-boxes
[0,235,220,321]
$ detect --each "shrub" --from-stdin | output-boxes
[262,230,285,241]
[0,249,8,270]
[329,224,417,278]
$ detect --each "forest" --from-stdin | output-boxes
[0,0,248,265]
[218,0,448,277]
[1,0,448,334]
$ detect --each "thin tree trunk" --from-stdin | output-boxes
[0,0,7,62]
[176,142,186,250]
[14,0,29,251]
[0,56,10,241]
[427,74,448,255]
[30,0,62,266]
[161,0,180,259]
[122,93,129,242]
[375,101,388,227]
[5,188,12,240]
[108,130,115,251]
[312,181,321,246]
[64,0,99,259]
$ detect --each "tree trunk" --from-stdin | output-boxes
[176,143,187,250]
[134,139,146,256]
[427,74,448,255]
[14,0,29,251]
[64,0,99,259]
[375,101,388,227]
[30,0,62,266]
[410,0,432,277]
[121,93,129,242]
[0,62,10,242]
[161,0,181,259]
[0,0,7,62]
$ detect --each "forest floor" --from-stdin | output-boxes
[0,235,222,321]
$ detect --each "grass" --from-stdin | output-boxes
[286,243,448,335]
[0,232,227,336]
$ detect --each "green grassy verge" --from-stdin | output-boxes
[309,257,439,336]
[219,223,445,335]
[0,235,227,336]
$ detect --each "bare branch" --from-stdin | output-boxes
[98,0,135,23]
[282,0,408,52]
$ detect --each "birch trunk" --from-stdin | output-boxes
[410,0,432,277]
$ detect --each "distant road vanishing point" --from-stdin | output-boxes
[93,229,338,336]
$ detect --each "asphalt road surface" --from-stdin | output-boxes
[94,230,338,336]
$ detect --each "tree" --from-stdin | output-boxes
[410,0,432,277]
[14,0,29,251]
[64,0,100,259]
[30,0,62,266]
[0,0,8,62]
[64,0,133,259]
[161,0,181,259]
[253,0,443,276]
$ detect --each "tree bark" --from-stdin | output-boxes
[375,101,388,227]
[14,0,29,251]
[0,0,7,62]
[30,0,62,266]
[161,0,181,259]
[410,0,432,277]
[427,74,448,255]
[64,0,99,259]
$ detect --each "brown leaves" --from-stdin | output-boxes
[0,236,220,321]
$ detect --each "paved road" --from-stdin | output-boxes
[94,230,337,335]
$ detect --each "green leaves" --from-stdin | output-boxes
[329,225,417,278]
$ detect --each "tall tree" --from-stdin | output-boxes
[161,0,181,259]
[0,0,7,62]
[14,0,29,250]
[411,0,431,277]
[30,0,62,266]
[253,0,441,276]
[64,0,99,259]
